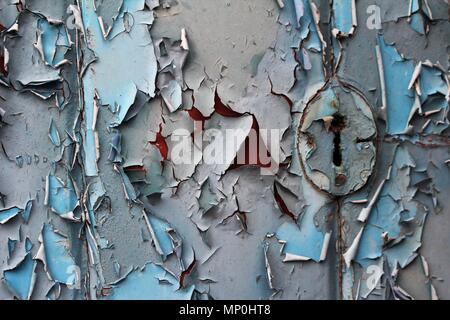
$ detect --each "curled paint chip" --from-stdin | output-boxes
[0,206,22,224]
[35,18,71,68]
[35,224,80,288]
[332,0,357,37]
[45,174,79,220]
[105,263,194,300]
[21,199,33,223]
[144,211,183,261]
[3,253,38,300]
[48,118,61,147]
[376,35,416,135]
[276,221,330,263]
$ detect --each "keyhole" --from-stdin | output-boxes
[299,81,377,195]
[330,114,346,167]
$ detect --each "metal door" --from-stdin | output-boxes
[0,0,449,300]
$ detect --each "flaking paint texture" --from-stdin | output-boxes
[0,0,449,300]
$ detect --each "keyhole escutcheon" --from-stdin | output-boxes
[298,79,377,197]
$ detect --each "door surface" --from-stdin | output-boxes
[0,0,449,300]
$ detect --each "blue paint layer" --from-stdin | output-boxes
[276,217,325,262]
[47,174,79,219]
[0,206,22,224]
[409,0,425,34]
[7,238,17,258]
[22,199,33,223]
[3,253,37,300]
[293,0,322,51]
[378,35,416,134]
[333,0,354,34]
[41,224,79,286]
[37,19,71,67]
[48,118,61,147]
[106,263,194,300]
[148,214,174,259]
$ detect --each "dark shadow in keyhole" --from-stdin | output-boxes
[330,113,346,167]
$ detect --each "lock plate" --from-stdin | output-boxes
[298,80,377,196]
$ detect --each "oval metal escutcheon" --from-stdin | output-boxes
[298,79,377,196]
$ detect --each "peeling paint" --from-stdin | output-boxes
[0,0,449,301]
